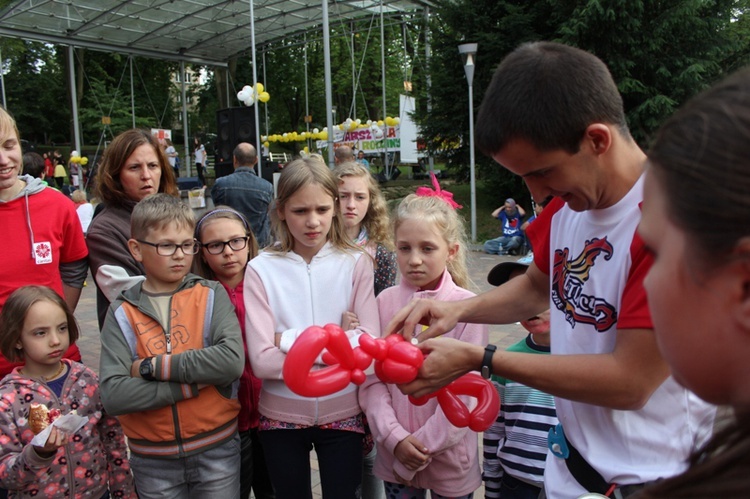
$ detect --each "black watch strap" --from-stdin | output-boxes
[481,344,497,379]
[139,357,155,381]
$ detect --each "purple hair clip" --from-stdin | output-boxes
[415,172,462,209]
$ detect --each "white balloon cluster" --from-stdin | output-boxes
[237,83,270,107]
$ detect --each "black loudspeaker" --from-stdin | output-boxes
[177,176,202,190]
[261,159,280,183]
[215,107,256,179]
[214,163,234,179]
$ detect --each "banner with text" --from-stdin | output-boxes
[317,126,400,154]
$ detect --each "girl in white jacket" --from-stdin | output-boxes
[244,156,379,498]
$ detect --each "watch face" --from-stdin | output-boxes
[140,359,152,377]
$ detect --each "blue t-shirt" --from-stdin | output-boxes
[497,210,523,237]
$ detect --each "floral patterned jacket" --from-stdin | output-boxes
[0,360,135,498]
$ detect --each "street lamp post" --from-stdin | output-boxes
[458,43,478,242]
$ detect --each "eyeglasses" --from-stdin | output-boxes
[201,236,249,255]
[136,239,200,256]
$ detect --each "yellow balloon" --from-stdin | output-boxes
[377,120,384,127]
[81,157,89,165]
[263,141,270,148]
[303,146,309,153]
[320,131,329,140]
[255,82,265,93]
[259,91,270,103]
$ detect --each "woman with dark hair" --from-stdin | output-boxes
[636,68,750,497]
[86,129,178,328]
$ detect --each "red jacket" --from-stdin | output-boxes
[223,280,262,432]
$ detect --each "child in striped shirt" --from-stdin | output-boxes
[482,261,558,499]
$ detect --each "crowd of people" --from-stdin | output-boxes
[1,39,750,499]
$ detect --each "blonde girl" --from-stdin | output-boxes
[244,156,380,498]
[193,207,273,499]
[332,161,395,499]
[333,161,397,297]
[0,286,135,498]
[359,193,486,498]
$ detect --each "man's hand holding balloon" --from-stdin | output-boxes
[283,324,499,432]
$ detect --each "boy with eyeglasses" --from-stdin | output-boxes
[99,193,244,498]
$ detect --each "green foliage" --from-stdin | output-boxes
[412,0,559,192]
[417,0,749,185]
[1,0,748,160]
[1,39,68,144]
[1,41,178,147]
[74,52,178,144]
[555,0,739,147]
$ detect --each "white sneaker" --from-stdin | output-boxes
[517,253,534,265]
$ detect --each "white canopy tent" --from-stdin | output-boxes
[0,0,433,165]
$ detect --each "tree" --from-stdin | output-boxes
[415,0,749,197]
[555,0,740,146]
[1,39,68,145]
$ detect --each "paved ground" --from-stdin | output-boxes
[75,248,527,498]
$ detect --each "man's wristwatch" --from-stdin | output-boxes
[139,357,156,381]
[481,345,497,379]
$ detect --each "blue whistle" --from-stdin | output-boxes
[548,423,570,459]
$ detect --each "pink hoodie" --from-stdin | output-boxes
[359,271,487,496]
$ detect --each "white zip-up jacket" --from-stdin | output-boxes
[244,243,379,426]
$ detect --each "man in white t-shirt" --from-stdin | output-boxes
[385,42,715,498]
[164,139,178,178]
[193,137,206,186]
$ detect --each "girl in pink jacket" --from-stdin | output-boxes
[359,193,488,498]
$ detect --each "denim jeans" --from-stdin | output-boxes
[362,446,384,499]
[483,235,523,255]
[129,433,241,499]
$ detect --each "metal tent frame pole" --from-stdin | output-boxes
[180,61,191,178]
[249,0,262,158]
[380,0,388,178]
[130,56,136,128]
[1,46,7,109]
[323,0,335,166]
[67,45,81,161]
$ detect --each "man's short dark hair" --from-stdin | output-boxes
[233,142,257,166]
[476,41,630,156]
[22,152,45,178]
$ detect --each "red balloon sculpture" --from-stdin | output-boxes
[282,324,500,431]
[409,373,500,432]
[282,324,371,397]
